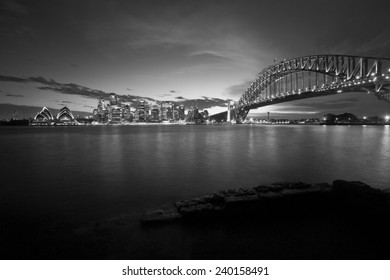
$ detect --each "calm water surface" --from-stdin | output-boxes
[1,124,389,256]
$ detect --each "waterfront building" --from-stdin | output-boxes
[150,106,160,122]
[34,107,54,121]
[186,108,194,122]
[97,96,105,114]
[159,102,170,121]
[91,94,194,124]
[122,105,133,122]
[32,107,55,125]
[94,96,109,123]
[109,105,122,123]
[32,106,78,125]
[109,93,119,106]
[56,106,76,123]
[137,100,148,122]
[178,104,185,120]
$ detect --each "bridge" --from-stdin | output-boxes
[212,55,390,123]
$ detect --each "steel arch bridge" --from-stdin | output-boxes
[229,55,390,123]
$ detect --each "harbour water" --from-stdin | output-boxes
[1,125,389,259]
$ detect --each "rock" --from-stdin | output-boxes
[141,180,389,224]
[141,203,182,224]
[253,185,273,193]
[178,201,216,216]
[200,192,225,205]
[222,188,259,205]
[332,180,388,210]
[256,190,282,199]
[333,180,380,194]
[224,193,259,203]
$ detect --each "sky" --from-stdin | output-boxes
[1,0,390,119]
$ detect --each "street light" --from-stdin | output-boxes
[386,115,390,122]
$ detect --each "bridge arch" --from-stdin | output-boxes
[233,55,390,122]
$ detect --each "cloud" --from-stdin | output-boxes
[5,94,24,97]
[0,73,230,112]
[0,0,34,37]
[37,83,107,99]
[158,93,172,97]
[225,80,253,98]
[175,96,186,100]
[1,0,29,15]
[188,51,231,64]
[320,28,390,57]
[291,97,360,111]
[0,75,28,83]
[177,96,228,110]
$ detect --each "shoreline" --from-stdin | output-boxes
[3,180,390,260]
[141,180,390,224]
[1,122,390,127]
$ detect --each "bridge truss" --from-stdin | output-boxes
[232,55,390,123]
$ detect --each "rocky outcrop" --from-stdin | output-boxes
[141,203,181,223]
[141,180,390,224]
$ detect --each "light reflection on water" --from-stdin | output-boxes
[0,125,389,227]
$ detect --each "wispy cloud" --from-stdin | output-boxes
[5,93,24,97]
[1,0,29,15]
[158,93,172,97]
[225,80,253,98]
[293,97,360,110]
[0,75,28,83]
[0,0,34,37]
[175,96,186,100]
[0,74,228,111]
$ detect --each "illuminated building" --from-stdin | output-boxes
[32,107,55,125]
[178,104,185,120]
[122,105,133,122]
[137,100,148,122]
[109,93,118,106]
[150,106,160,122]
[110,106,122,123]
[56,106,75,123]
[94,96,109,123]
[32,106,77,125]
[34,107,54,121]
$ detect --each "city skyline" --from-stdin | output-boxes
[1,0,390,119]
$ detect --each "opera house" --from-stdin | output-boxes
[31,106,78,125]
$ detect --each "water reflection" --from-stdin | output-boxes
[1,125,389,226]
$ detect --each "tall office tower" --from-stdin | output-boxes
[227,100,231,122]
[97,97,105,115]
[109,93,118,106]
[123,105,132,122]
[138,100,148,122]
[151,107,160,122]
[178,104,185,120]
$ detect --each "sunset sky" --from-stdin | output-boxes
[1,0,390,119]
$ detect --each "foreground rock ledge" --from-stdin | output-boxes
[141,180,390,224]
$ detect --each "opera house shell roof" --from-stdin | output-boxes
[33,107,54,121]
[56,106,75,121]
[32,106,77,125]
